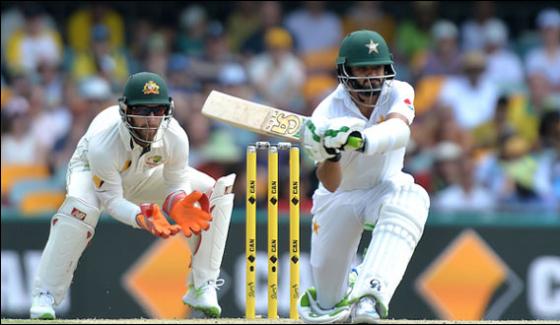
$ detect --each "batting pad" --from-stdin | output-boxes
[349,183,429,313]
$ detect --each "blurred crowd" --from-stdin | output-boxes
[1,1,559,217]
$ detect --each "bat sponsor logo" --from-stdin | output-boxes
[264,111,301,137]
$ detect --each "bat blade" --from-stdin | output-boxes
[201,90,306,141]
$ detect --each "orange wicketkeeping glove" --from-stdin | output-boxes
[165,191,212,237]
[136,203,182,238]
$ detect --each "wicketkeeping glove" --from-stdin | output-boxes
[323,117,366,151]
[166,191,213,237]
[136,203,182,238]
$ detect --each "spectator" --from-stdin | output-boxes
[417,20,462,79]
[428,141,464,194]
[525,8,560,92]
[175,5,208,57]
[67,3,124,53]
[498,136,544,208]
[71,24,129,87]
[395,1,438,62]
[190,21,241,82]
[285,1,342,55]
[242,1,287,57]
[1,6,24,63]
[472,95,516,151]
[342,2,396,45]
[36,60,64,110]
[226,2,261,53]
[28,86,71,153]
[433,154,496,211]
[1,97,48,165]
[5,5,63,75]
[438,51,500,130]
[127,18,154,74]
[534,109,560,208]
[166,54,197,93]
[142,32,171,78]
[431,105,474,151]
[247,27,306,112]
[461,1,497,51]
[482,19,525,92]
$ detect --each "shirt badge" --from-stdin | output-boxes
[145,155,163,168]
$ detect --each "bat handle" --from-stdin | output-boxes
[346,135,364,151]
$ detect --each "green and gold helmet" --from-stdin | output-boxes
[118,72,174,145]
[336,30,396,106]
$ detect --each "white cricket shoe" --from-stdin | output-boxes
[351,296,381,324]
[183,279,224,318]
[30,292,56,320]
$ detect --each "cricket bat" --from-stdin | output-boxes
[201,90,364,149]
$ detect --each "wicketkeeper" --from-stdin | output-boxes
[299,30,430,323]
[30,72,236,319]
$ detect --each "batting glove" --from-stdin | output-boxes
[302,118,340,163]
[323,117,366,151]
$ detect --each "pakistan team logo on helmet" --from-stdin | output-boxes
[336,30,396,107]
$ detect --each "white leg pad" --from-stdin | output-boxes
[190,174,236,287]
[32,196,100,305]
[349,183,429,315]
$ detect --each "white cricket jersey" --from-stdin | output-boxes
[312,81,415,193]
[68,105,192,226]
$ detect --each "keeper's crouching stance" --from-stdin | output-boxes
[298,30,430,324]
[30,72,235,319]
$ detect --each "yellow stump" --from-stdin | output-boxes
[289,147,300,320]
[268,145,279,319]
[245,146,257,319]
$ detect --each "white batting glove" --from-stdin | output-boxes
[323,117,366,150]
[302,118,340,163]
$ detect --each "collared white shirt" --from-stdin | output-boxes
[311,80,415,192]
[438,75,499,130]
[526,46,560,87]
[68,105,191,226]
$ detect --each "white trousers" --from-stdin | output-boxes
[310,172,429,309]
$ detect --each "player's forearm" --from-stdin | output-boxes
[316,160,342,192]
[98,193,142,228]
[361,118,410,155]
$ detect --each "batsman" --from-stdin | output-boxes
[30,72,236,319]
[298,30,430,323]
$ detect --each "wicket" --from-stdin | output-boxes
[246,141,300,320]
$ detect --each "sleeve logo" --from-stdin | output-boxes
[404,98,414,110]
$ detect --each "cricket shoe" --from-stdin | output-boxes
[298,287,352,324]
[183,279,224,318]
[30,291,56,320]
[351,296,381,323]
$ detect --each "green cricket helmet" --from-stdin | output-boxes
[336,30,396,106]
[118,72,174,145]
